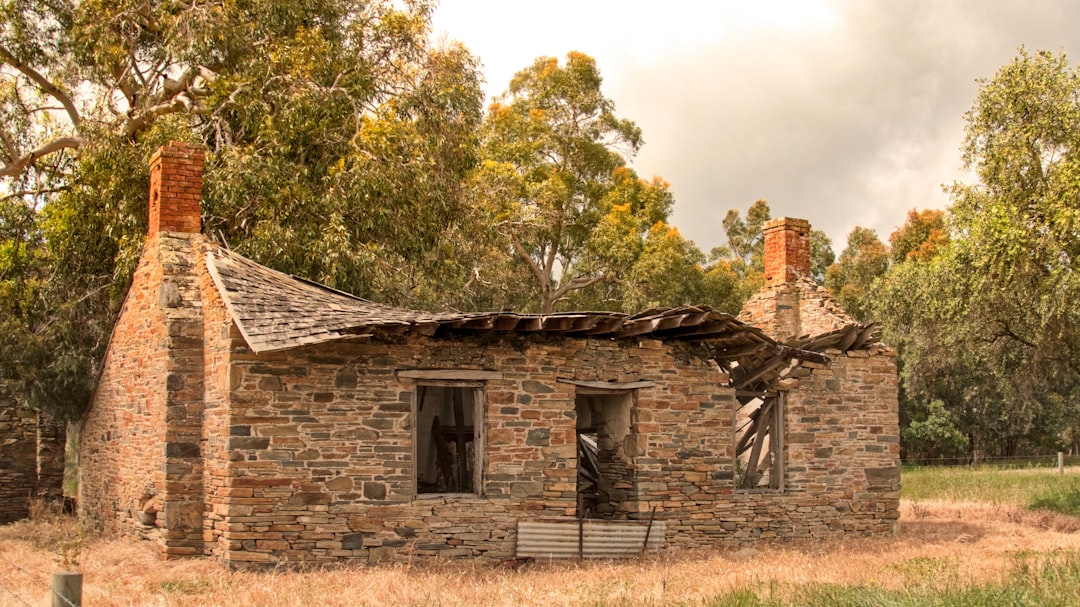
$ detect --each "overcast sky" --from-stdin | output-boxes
[431,0,1080,252]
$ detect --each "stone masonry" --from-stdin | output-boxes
[79,145,900,567]
[0,399,38,524]
[0,397,66,524]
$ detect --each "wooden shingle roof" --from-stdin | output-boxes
[203,245,780,356]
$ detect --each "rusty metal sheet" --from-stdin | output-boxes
[516,519,666,559]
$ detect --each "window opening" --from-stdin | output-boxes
[575,391,635,519]
[415,385,482,494]
[735,392,784,490]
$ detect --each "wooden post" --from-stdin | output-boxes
[51,572,82,607]
[1059,452,1065,475]
[452,390,468,491]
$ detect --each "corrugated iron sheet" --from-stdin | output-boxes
[516,519,666,559]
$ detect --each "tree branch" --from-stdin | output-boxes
[509,232,549,289]
[2,186,69,201]
[551,273,607,301]
[0,136,83,178]
[0,128,18,163]
[122,95,192,138]
[0,44,81,128]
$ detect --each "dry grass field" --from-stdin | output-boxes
[2,468,1080,606]
[0,501,1077,606]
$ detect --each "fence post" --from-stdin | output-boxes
[1059,452,1065,475]
[51,572,81,607]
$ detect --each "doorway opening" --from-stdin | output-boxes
[575,390,635,519]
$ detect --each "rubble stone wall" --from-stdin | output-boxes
[738,279,854,343]
[80,232,207,556]
[208,328,899,566]
[0,400,37,524]
[212,334,736,566]
[783,346,901,534]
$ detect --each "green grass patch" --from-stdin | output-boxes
[1029,486,1080,517]
[703,551,1080,607]
[902,465,1080,506]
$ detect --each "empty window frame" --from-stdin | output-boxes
[734,391,784,490]
[414,384,484,495]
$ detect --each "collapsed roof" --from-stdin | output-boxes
[205,244,878,394]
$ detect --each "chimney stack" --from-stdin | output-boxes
[148,142,204,237]
[762,217,811,286]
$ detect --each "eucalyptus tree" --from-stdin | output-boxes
[0,0,484,419]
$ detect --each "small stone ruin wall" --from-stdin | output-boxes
[0,400,38,524]
[0,400,66,524]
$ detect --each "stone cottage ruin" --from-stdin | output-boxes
[78,143,900,567]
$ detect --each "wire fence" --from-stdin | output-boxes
[0,551,79,607]
[901,453,1080,468]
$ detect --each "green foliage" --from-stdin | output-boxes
[890,209,948,263]
[901,465,1080,505]
[719,198,771,271]
[472,52,730,314]
[1029,486,1080,517]
[902,400,969,462]
[875,49,1080,459]
[809,229,835,284]
[824,226,888,322]
[0,0,485,420]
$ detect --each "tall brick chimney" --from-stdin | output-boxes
[762,217,811,286]
[148,142,204,236]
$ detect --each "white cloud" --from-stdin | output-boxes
[433,0,1080,251]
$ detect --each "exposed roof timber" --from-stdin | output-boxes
[204,244,882,368]
[556,378,657,392]
[733,354,789,391]
[775,346,829,365]
[397,369,504,380]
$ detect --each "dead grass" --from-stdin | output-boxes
[2,498,1080,607]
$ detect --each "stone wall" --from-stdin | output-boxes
[659,348,900,547]
[738,279,854,343]
[81,142,209,557]
[79,232,206,555]
[778,346,899,535]
[0,400,38,524]
[197,240,245,561]
[36,416,66,502]
[78,212,899,565]
[205,322,899,566]
[209,332,738,567]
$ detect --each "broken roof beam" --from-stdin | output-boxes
[775,345,829,365]
[492,315,522,331]
[849,323,879,351]
[539,315,589,332]
[711,341,770,360]
[609,313,699,336]
[732,354,788,391]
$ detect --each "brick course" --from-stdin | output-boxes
[763,217,811,287]
[148,143,203,237]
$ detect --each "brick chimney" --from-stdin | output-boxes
[148,142,204,236]
[762,217,811,286]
